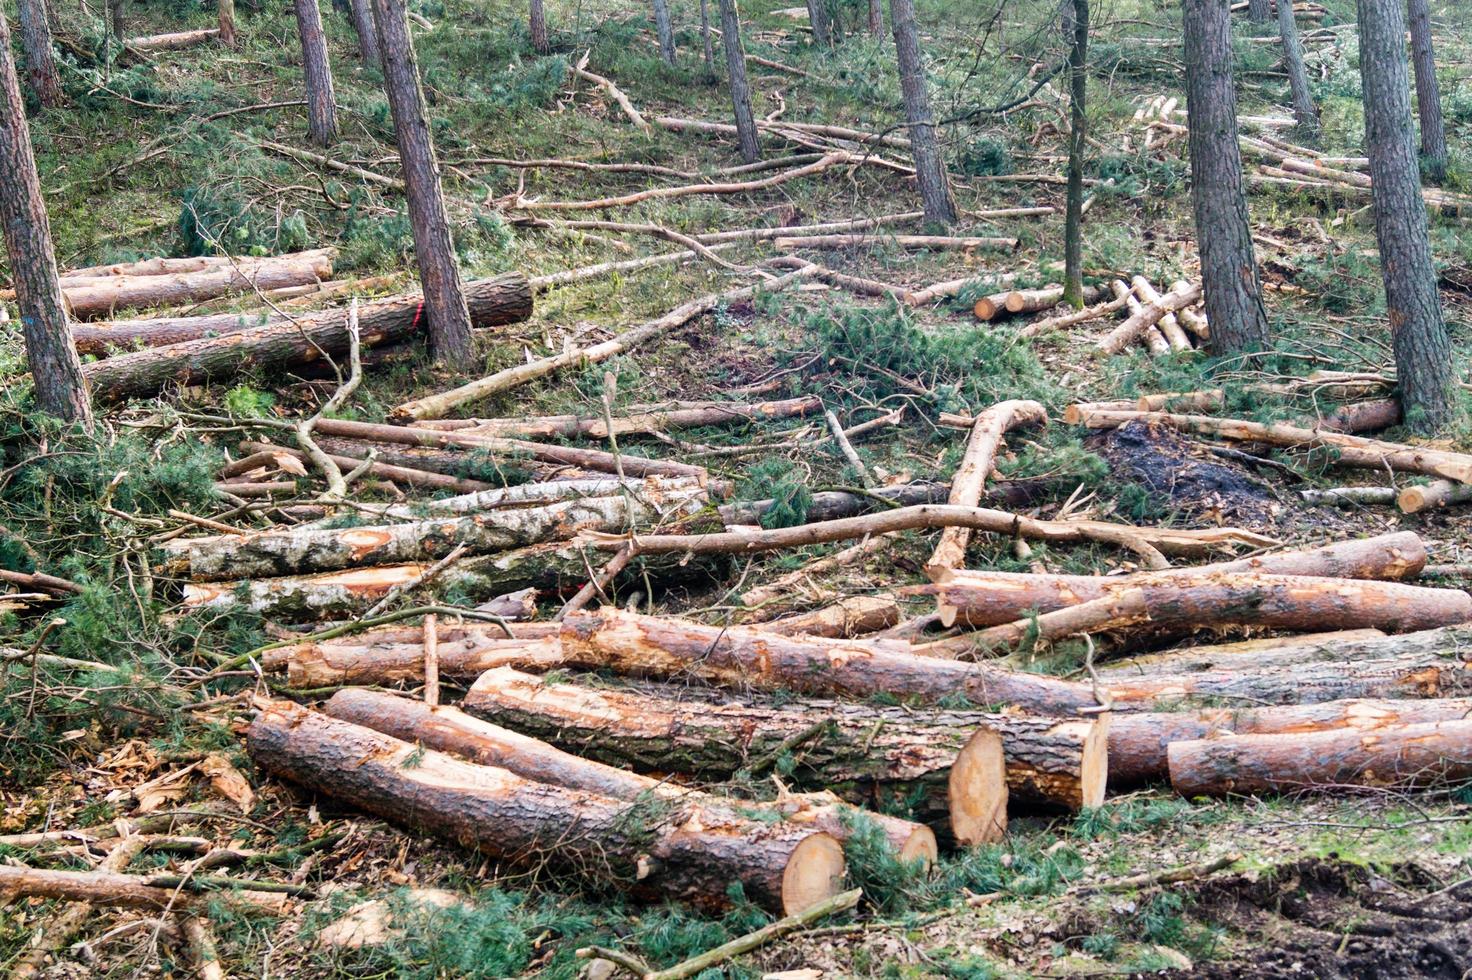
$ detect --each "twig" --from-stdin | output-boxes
[1072,852,1243,896]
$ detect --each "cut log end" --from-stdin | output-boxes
[974,296,1004,321]
[896,825,939,867]
[948,727,1008,845]
[781,832,847,915]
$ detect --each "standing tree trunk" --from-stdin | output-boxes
[806,0,832,47]
[1358,0,1452,431]
[0,7,90,424]
[347,0,380,67]
[1276,0,1318,139]
[218,0,237,47]
[719,0,760,163]
[889,0,956,225]
[372,0,476,367]
[868,0,882,35]
[651,0,676,65]
[16,0,61,108]
[529,0,549,53]
[1406,0,1447,185]
[1062,0,1088,307]
[1183,0,1269,356]
[293,0,338,146]
[698,0,715,68]
[1246,0,1270,23]
[109,0,125,40]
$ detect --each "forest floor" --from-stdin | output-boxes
[3,0,1472,976]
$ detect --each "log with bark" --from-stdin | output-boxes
[59,249,334,319]
[284,633,564,687]
[125,27,220,51]
[247,700,847,913]
[761,594,903,637]
[1102,628,1389,675]
[83,273,532,402]
[308,475,707,525]
[443,396,822,440]
[1397,479,1472,514]
[323,689,940,863]
[464,667,1106,814]
[235,440,496,493]
[1096,280,1201,354]
[772,234,1018,251]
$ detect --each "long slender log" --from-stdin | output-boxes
[1168,719,1472,797]
[235,441,495,493]
[464,667,1104,813]
[309,476,706,525]
[717,481,949,525]
[928,400,1046,573]
[773,234,1018,251]
[60,252,333,320]
[82,273,532,403]
[1103,628,1388,674]
[284,635,563,687]
[1398,479,1472,514]
[125,27,219,51]
[1109,695,1472,787]
[0,865,275,911]
[160,491,707,580]
[324,689,940,863]
[761,594,902,637]
[1068,409,1472,483]
[445,396,822,440]
[514,152,851,211]
[247,701,846,913]
[946,589,1151,653]
[1016,282,1129,338]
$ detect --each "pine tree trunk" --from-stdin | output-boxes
[109,0,125,40]
[372,0,476,367]
[719,0,760,163]
[348,0,379,66]
[1062,0,1088,307]
[888,0,955,225]
[1357,0,1452,432]
[0,8,90,424]
[528,0,549,53]
[293,0,338,146]
[698,0,714,67]
[1406,0,1446,183]
[1276,0,1317,138]
[217,0,236,46]
[806,0,831,46]
[15,0,61,108]
[1183,0,1269,356]
[1246,0,1270,23]
[868,0,882,35]
[652,0,676,64]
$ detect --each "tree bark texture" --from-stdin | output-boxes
[719,0,761,163]
[281,632,563,687]
[1183,0,1269,356]
[61,250,334,320]
[247,700,847,913]
[217,0,237,47]
[348,0,380,66]
[806,0,832,46]
[0,7,90,424]
[888,0,955,224]
[529,0,549,53]
[1062,0,1088,306]
[1276,0,1317,138]
[81,273,530,402]
[1358,0,1452,431]
[1406,0,1446,184]
[293,0,338,146]
[324,689,940,864]
[16,0,61,107]
[651,0,676,64]
[1246,0,1270,23]
[868,0,882,34]
[372,0,476,366]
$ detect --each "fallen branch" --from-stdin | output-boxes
[514,152,851,211]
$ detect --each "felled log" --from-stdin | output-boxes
[718,481,948,525]
[447,396,822,440]
[1168,719,1472,797]
[247,700,846,913]
[1015,282,1129,338]
[1320,398,1401,434]
[125,27,221,52]
[1300,487,1397,507]
[1108,696,1472,787]
[1003,285,1107,317]
[761,595,901,637]
[927,400,1047,573]
[161,490,708,580]
[82,273,532,402]
[60,250,334,320]
[926,531,1430,627]
[772,234,1018,251]
[236,441,496,493]
[324,689,939,863]
[1103,628,1388,674]
[1068,408,1472,483]
[945,588,1150,653]
[1397,479,1472,514]
[315,475,707,525]
[1134,390,1225,413]
[1096,280,1200,354]
[465,667,1105,813]
[0,865,277,911]
[283,633,563,687]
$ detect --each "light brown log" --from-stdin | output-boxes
[947,588,1150,652]
[1109,696,1472,787]
[927,400,1047,573]
[1104,628,1387,674]
[1015,282,1129,338]
[1318,398,1402,433]
[446,396,821,440]
[773,234,1017,251]
[1068,408,1472,483]
[972,290,1012,320]
[1135,390,1224,413]
[247,700,846,913]
[761,595,902,637]
[213,481,295,498]
[739,534,895,611]
[1167,719,1472,797]
[571,64,652,134]
[1133,278,1193,352]
[324,688,940,863]
[125,27,219,51]
[61,251,333,319]
[0,865,276,911]
[1398,479,1472,514]
[312,476,706,525]
[236,440,495,493]
[1096,280,1202,354]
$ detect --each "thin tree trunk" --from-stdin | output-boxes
[698,0,714,68]
[652,0,676,64]
[16,0,61,108]
[1406,0,1446,185]
[719,0,760,163]
[110,0,125,40]
[888,0,955,225]
[1183,0,1269,356]
[868,0,882,35]
[1276,0,1317,138]
[217,0,236,46]
[529,0,549,53]
[1246,0,1270,23]
[0,7,90,424]
[1357,0,1452,431]
[1062,0,1088,307]
[806,0,832,47]
[293,0,338,146]
[372,0,476,367]
[348,0,380,66]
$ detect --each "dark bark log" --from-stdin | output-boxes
[719,0,760,164]
[325,689,940,863]
[1109,695,1472,787]
[348,0,380,66]
[1358,0,1452,430]
[247,700,847,913]
[1276,0,1318,138]
[80,273,530,402]
[1184,0,1269,356]
[372,0,475,367]
[1062,0,1088,306]
[1406,0,1446,184]
[652,0,676,64]
[528,0,548,53]
[0,7,90,424]
[293,0,338,146]
[888,0,955,224]
[1168,718,1472,796]
[16,0,60,108]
